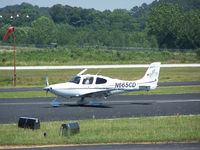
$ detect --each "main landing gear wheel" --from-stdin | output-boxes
[91,100,105,106]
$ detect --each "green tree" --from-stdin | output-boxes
[56,23,76,45]
[30,16,57,45]
[50,4,68,23]
[176,10,200,49]
[147,3,182,48]
[15,27,31,44]
[147,2,200,49]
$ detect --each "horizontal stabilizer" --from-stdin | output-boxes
[139,86,150,91]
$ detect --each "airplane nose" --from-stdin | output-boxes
[43,86,53,96]
[43,86,52,91]
[43,86,49,91]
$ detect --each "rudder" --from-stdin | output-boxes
[142,62,161,84]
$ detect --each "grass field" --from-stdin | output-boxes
[0,48,199,66]
[0,67,200,88]
[0,115,199,145]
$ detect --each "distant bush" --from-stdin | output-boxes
[196,48,200,59]
[0,47,199,66]
[161,50,170,57]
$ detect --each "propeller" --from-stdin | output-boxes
[46,88,49,96]
[43,74,50,96]
[46,73,49,86]
[43,86,50,96]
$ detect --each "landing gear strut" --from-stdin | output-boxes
[50,97,63,107]
[76,97,89,105]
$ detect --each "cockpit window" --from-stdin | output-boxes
[68,76,81,84]
[82,77,94,84]
[96,77,107,84]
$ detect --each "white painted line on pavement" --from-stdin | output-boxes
[0,64,200,70]
[1,99,200,105]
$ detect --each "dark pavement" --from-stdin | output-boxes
[0,93,199,124]
[5,143,200,150]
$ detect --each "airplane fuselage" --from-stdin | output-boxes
[46,74,157,98]
[43,62,161,106]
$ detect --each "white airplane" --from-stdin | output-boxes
[43,62,161,106]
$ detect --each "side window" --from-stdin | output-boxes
[96,77,107,84]
[82,77,94,84]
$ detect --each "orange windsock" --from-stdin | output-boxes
[3,27,15,41]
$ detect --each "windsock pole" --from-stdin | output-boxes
[3,27,16,86]
[13,30,16,86]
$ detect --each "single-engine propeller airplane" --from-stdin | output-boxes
[43,62,161,106]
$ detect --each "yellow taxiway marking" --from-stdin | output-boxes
[0,141,199,149]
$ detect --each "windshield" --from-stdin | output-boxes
[68,76,81,84]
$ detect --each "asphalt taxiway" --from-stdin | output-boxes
[1,93,200,150]
[0,93,199,124]
[2,143,200,150]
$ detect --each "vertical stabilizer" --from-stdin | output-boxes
[142,62,161,84]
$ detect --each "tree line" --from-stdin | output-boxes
[0,0,199,49]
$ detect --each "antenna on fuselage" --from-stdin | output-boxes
[77,69,87,76]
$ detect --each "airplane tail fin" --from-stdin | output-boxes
[139,62,161,90]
